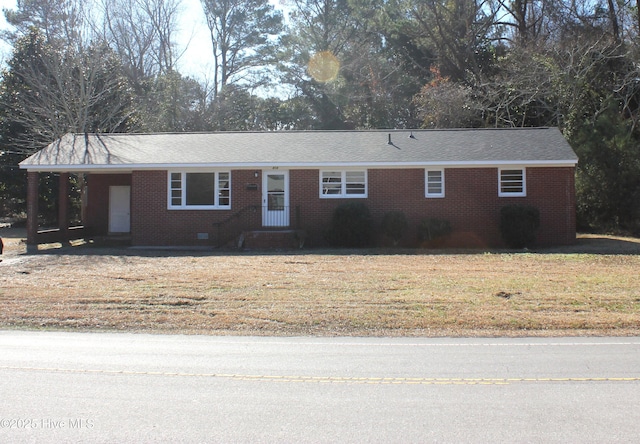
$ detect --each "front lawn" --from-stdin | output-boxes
[1,233,639,336]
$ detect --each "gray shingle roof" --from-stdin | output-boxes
[19,128,578,171]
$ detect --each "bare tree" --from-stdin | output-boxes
[96,0,184,83]
[413,68,481,128]
[0,29,134,154]
[493,0,550,44]
[477,47,562,127]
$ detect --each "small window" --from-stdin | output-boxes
[321,171,343,195]
[499,168,526,197]
[218,172,230,206]
[425,169,445,198]
[169,171,231,209]
[170,172,182,206]
[320,170,367,198]
[345,171,366,195]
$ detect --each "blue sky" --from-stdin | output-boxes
[0,0,293,98]
[0,0,213,78]
[0,0,15,64]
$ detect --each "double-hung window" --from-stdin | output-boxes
[425,169,445,198]
[169,171,231,209]
[498,168,526,197]
[320,170,367,198]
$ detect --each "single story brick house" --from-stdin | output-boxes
[19,128,578,249]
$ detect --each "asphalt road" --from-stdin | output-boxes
[1,331,639,443]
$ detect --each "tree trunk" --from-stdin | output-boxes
[607,0,620,43]
[637,0,640,37]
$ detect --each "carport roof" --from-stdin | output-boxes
[19,127,578,172]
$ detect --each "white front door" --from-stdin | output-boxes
[109,186,131,233]
[262,171,289,227]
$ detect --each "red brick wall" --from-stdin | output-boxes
[526,167,576,246]
[130,170,262,246]
[85,174,132,235]
[88,167,575,248]
[291,167,575,248]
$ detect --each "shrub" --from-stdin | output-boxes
[381,211,409,245]
[325,202,374,247]
[500,204,540,249]
[417,218,452,241]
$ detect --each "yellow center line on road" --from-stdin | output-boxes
[1,366,639,385]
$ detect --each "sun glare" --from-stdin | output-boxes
[307,51,340,83]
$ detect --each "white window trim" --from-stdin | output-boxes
[319,170,368,198]
[425,169,445,198]
[168,170,231,210]
[498,168,526,197]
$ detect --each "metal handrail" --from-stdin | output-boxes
[212,205,300,247]
[212,205,261,247]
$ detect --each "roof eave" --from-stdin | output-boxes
[19,159,578,172]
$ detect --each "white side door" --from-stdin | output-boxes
[109,186,131,233]
[262,171,289,227]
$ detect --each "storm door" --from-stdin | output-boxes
[262,171,289,227]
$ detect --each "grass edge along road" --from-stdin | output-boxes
[0,232,639,337]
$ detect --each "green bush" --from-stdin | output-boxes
[325,202,374,247]
[417,218,452,241]
[381,210,408,245]
[500,204,540,248]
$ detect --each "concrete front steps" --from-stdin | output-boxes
[239,230,307,250]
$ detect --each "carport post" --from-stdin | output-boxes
[58,172,70,241]
[26,171,39,253]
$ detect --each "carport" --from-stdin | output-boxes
[24,171,87,251]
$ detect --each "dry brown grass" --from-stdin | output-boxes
[1,229,640,336]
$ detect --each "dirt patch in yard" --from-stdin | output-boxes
[1,229,639,336]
